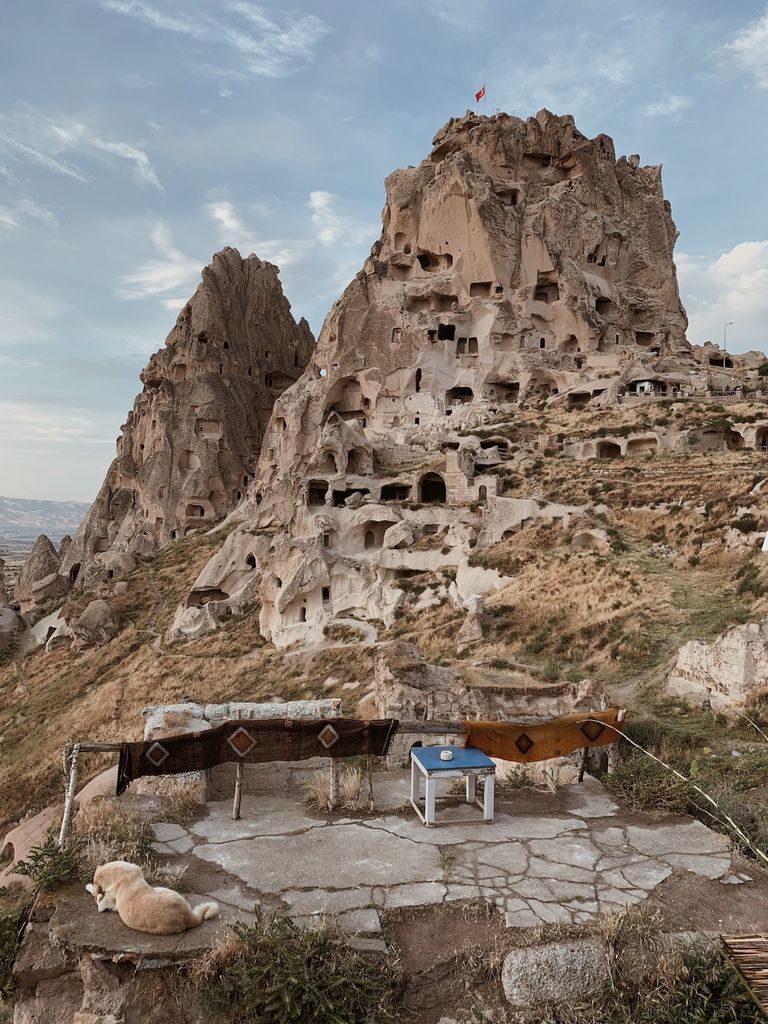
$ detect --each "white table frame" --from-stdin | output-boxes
[409,756,495,827]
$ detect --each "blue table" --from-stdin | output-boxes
[409,746,495,827]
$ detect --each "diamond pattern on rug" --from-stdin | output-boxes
[227,726,256,758]
[145,742,170,767]
[318,724,340,749]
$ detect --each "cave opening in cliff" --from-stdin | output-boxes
[308,481,328,505]
[757,427,768,451]
[596,441,622,459]
[437,323,456,341]
[415,369,422,393]
[333,488,370,507]
[595,297,613,315]
[381,483,411,501]
[446,386,474,406]
[69,563,81,586]
[470,282,492,297]
[322,587,331,606]
[534,275,560,304]
[246,554,256,569]
[419,472,447,503]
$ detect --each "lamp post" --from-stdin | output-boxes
[722,321,734,396]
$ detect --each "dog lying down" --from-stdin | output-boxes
[86,860,219,935]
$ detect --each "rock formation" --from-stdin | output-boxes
[0,558,20,654]
[60,248,314,590]
[667,622,768,710]
[15,534,68,616]
[173,109,692,646]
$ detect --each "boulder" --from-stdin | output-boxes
[667,621,768,709]
[71,600,120,649]
[502,938,607,1009]
[16,534,64,614]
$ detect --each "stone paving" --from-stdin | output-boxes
[152,775,742,937]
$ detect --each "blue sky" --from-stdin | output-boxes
[1,0,768,501]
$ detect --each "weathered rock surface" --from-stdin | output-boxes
[60,248,314,591]
[15,534,65,615]
[667,621,768,709]
[70,599,120,650]
[174,109,694,648]
[502,937,607,1008]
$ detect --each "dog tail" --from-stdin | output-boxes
[189,901,219,925]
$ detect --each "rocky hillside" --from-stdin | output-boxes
[4,109,768,836]
[60,248,314,593]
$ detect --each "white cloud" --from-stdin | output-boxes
[102,0,330,78]
[723,8,768,88]
[0,106,162,190]
[115,222,201,300]
[0,402,98,445]
[641,93,693,117]
[0,197,58,231]
[308,191,375,248]
[204,198,307,267]
[677,241,768,351]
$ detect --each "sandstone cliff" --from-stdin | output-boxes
[172,109,694,646]
[61,248,314,590]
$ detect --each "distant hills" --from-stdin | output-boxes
[0,495,90,542]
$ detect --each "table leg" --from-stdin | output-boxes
[465,773,477,805]
[410,758,419,806]
[425,777,436,827]
[484,773,495,823]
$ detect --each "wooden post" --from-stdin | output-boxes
[58,743,80,848]
[232,760,244,821]
[329,758,340,811]
[366,755,374,812]
[607,709,627,776]
[577,746,589,783]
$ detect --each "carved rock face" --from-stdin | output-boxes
[61,248,314,588]
[174,111,693,647]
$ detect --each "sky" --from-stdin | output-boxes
[1,0,768,501]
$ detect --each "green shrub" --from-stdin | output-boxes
[604,755,691,814]
[14,834,81,892]
[192,908,400,1024]
[731,514,758,534]
[0,914,19,1000]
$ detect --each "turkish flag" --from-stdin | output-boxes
[475,85,486,102]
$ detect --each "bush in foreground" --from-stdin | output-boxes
[192,907,400,1024]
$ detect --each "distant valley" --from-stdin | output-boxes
[0,494,89,555]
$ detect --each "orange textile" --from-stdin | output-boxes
[464,708,624,763]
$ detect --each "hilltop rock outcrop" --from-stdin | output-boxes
[60,248,314,590]
[667,622,768,710]
[173,109,693,646]
[15,534,68,616]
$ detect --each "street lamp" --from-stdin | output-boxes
[722,321,734,396]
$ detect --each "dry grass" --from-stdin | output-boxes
[303,765,368,813]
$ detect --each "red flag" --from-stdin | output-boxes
[475,84,486,103]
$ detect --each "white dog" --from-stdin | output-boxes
[87,860,219,935]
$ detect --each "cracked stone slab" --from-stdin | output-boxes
[361,812,584,847]
[663,854,731,879]
[282,888,372,916]
[561,778,620,819]
[153,835,195,856]
[193,824,443,892]
[153,823,188,842]
[191,796,327,842]
[373,882,447,908]
[626,821,730,858]
[528,836,603,870]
